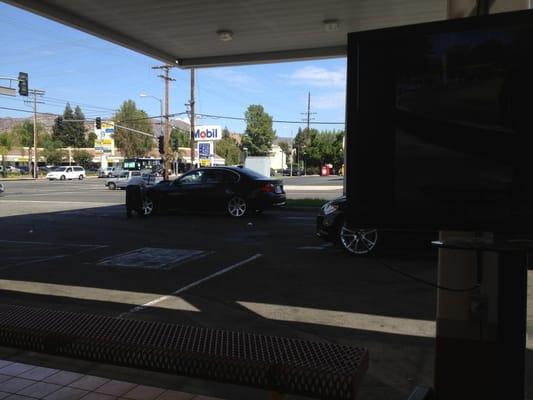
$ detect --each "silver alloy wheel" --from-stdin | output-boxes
[227,196,247,217]
[142,197,154,215]
[108,182,116,190]
[79,175,84,180]
[60,175,66,181]
[340,222,378,255]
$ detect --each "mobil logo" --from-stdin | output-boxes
[194,125,222,141]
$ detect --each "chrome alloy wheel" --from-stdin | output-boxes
[142,197,154,215]
[340,223,378,255]
[227,196,247,217]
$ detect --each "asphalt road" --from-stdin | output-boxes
[0,177,530,400]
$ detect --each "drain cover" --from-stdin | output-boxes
[99,247,206,269]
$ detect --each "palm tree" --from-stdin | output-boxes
[0,132,16,177]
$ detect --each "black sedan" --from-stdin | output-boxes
[316,196,379,255]
[140,167,286,217]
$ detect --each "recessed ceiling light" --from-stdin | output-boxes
[323,19,340,32]
[216,30,233,42]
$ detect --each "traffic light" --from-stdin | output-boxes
[172,139,178,151]
[18,72,28,96]
[158,136,165,154]
[95,117,101,130]
[57,116,63,128]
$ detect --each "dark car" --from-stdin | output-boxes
[140,167,286,217]
[316,196,379,255]
[0,183,4,194]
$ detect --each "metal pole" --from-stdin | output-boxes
[164,68,170,180]
[190,67,196,168]
[33,93,37,179]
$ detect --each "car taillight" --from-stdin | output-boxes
[260,183,274,193]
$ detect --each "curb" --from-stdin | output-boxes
[280,206,320,213]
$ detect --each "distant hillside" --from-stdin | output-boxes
[0,115,93,135]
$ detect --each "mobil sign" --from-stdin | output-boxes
[194,125,221,141]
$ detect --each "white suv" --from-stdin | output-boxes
[46,166,86,181]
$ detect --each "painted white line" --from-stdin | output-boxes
[0,279,199,312]
[121,253,263,317]
[239,301,437,339]
[296,246,328,250]
[0,199,119,206]
[0,255,68,270]
[0,239,108,248]
[284,185,343,191]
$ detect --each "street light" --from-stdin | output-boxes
[140,93,163,138]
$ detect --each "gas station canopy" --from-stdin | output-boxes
[4,0,445,67]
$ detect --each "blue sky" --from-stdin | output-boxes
[0,2,347,138]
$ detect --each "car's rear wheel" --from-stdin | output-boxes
[60,175,66,181]
[227,196,247,217]
[142,196,154,216]
[78,175,84,180]
[339,221,378,255]
[108,182,116,190]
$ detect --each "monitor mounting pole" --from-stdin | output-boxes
[430,3,531,399]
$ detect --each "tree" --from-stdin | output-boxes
[112,100,154,157]
[170,127,189,151]
[73,149,92,168]
[40,136,64,166]
[278,141,292,167]
[216,127,241,166]
[11,120,47,147]
[0,132,16,177]
[241,105,276,156]
[86,131,97,147]
[72,105,87,147]
[52,104,86,147]
[294,127,317,169]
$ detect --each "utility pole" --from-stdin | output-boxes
[189,67,196,169]
[25,89,45,179]
[153,65,175,180]
[300,92,316,175]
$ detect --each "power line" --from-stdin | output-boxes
[194,113,344,125]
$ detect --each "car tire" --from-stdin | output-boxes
[142,196,155,216]
[78,175,84,180]
[60,175,66,181]
[227,196,247,218]
[338,219,378,255]
[108,182,116,190]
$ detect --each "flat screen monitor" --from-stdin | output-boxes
[345,10,533,232]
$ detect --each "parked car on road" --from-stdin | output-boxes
[46,166,86,181]
[139,167,286,217]
[282,168,304,176]
[106,170,143,190]
[98,167,118,178]
[316,196,379,255]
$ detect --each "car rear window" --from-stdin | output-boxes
[235,167,269,179]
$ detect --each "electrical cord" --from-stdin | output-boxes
[359,238,480,293]
[371,256,480,292]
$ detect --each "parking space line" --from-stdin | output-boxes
[121,253,263,317]
[0,239,108,248]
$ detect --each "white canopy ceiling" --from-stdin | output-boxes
[4,0,447,67]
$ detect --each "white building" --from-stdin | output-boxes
[269,144,287,171]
